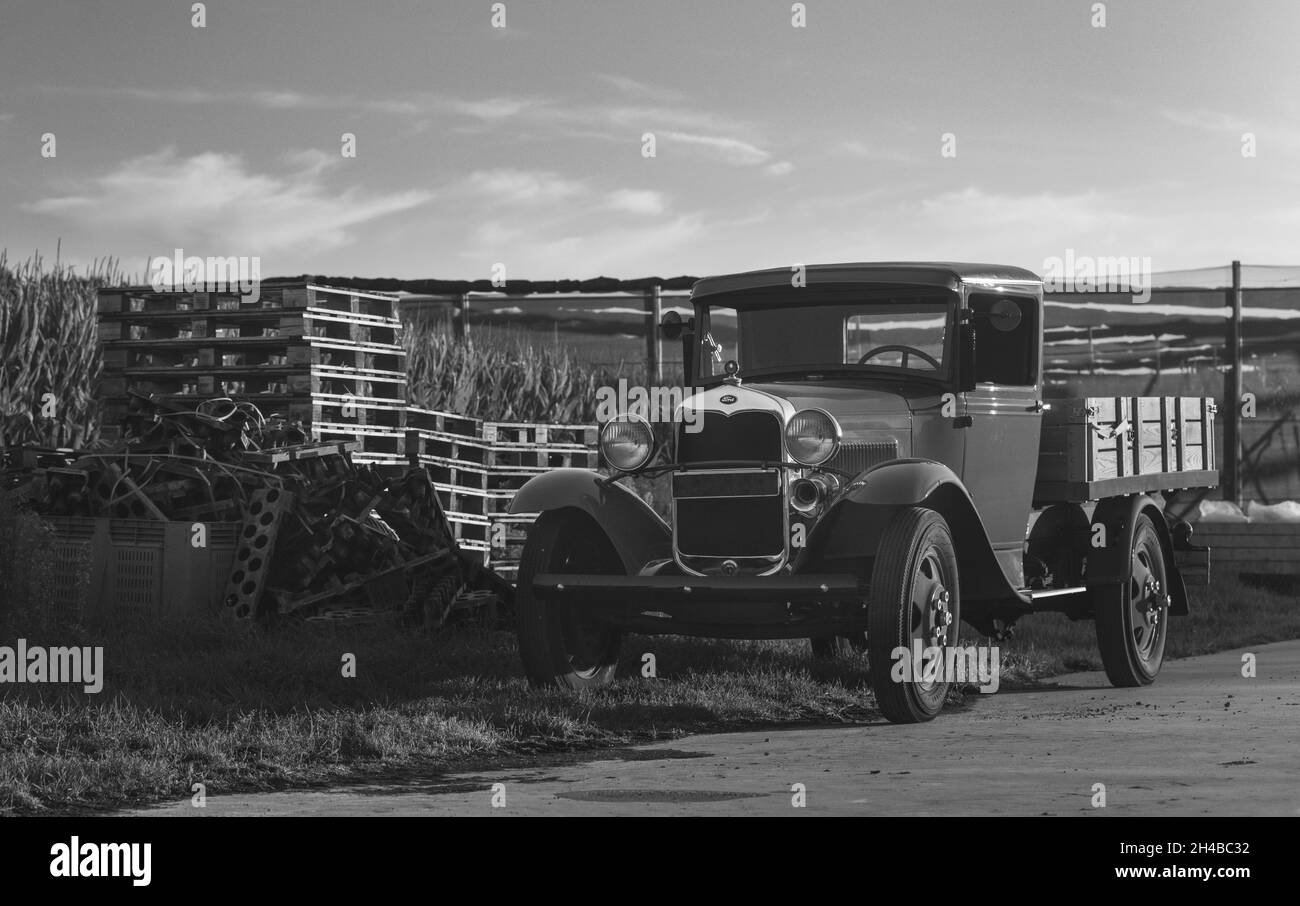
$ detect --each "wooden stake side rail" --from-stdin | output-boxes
[1035,395,1219,503]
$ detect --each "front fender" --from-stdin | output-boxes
[799,459,1026,609]
[510,469,671,574]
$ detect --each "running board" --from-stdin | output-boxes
[1025,586,1089,600]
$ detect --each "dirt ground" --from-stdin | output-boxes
[123,640,1300,817]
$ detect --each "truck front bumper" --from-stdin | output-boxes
[530,573,868,639]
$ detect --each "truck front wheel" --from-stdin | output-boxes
[1094,512,1168,687]
[515,509,624,690]
[867,507,962,723]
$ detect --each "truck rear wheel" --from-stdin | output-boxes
[867,507,961,723]
[1094,512,1168,687]
[515,509,624,690]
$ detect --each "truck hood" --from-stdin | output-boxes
[746,379,940,434]
[681,379,936,443]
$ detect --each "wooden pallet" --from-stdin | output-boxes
[101,335,405,368]
[488,514,535,562]
[98,285,310,314]
[445,513,491,543]
[99,392,409,431]
[313,423,408,455]
[481,421,598,446]
[408,429,596,469]
[1188,522,1300,576]
[97,284,401,319]
[491,562,520,583]
[405,407,483,437]
[99,367,407,401]
[413,454,542,492]
[97,307,400,345]
[433,484,520,517]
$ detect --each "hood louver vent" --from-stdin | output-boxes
[827,440,899,476]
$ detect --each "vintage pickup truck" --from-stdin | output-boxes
[508,263,1218,723]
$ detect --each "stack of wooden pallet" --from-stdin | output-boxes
[96,283,408,467]
[406,409,598,579]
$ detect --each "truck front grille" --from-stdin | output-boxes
[677,411,783,464]
[675,496,786,558]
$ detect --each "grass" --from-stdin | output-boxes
[1,574,1295,815]
[994,573,1300,685]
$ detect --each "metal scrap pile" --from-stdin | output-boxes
[1,391,511,626]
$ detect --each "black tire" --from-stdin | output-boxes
[515,509,624,690]
[1095,512,1169,687]
[867,507,961,724]
[810,632,868,660]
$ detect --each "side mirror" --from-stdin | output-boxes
[957,322,976,392]
[660,309,685,340]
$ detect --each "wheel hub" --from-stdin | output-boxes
[929,587,952,645]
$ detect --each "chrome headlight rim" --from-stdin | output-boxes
[599,412,656,472]
[784,407,842,467]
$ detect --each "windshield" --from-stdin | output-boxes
[696,289,955,381]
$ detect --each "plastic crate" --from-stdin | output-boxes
[47,517,238,621]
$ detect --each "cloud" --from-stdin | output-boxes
[460,168,586,205]
[916,186,1129,233]
[765,161,794,176]
[1160,106,1300,149]
[605,188,666,215]
[835,139,912,163]
[26,147,431,254]
[63,84,784,170]
[462,213,710,275]
[1160,107,1251,134]
[594,75,683,103]
[660,130,771,166]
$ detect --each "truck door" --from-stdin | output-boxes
[959,291,1043,589]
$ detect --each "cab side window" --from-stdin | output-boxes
[970,293,1036,385]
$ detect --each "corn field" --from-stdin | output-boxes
[2,251,653,446]
[0,252,120,448]
[403,320,642,423]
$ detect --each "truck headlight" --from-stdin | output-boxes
[599,414,655,472]
[784,409,841,466]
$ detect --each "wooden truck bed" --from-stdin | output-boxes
[1034,396,1219,503]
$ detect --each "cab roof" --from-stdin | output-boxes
[691,262,1043,298]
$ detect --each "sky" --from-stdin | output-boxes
[1,0,1298,281]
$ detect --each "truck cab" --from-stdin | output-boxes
[510,263,1214,724]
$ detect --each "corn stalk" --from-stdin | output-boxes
[0,251,120,447]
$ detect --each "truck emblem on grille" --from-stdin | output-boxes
[720,394,737,404]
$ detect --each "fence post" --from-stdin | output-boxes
[453,293,470,340]
[1225,260,1242,506]
[645,284,662,383]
